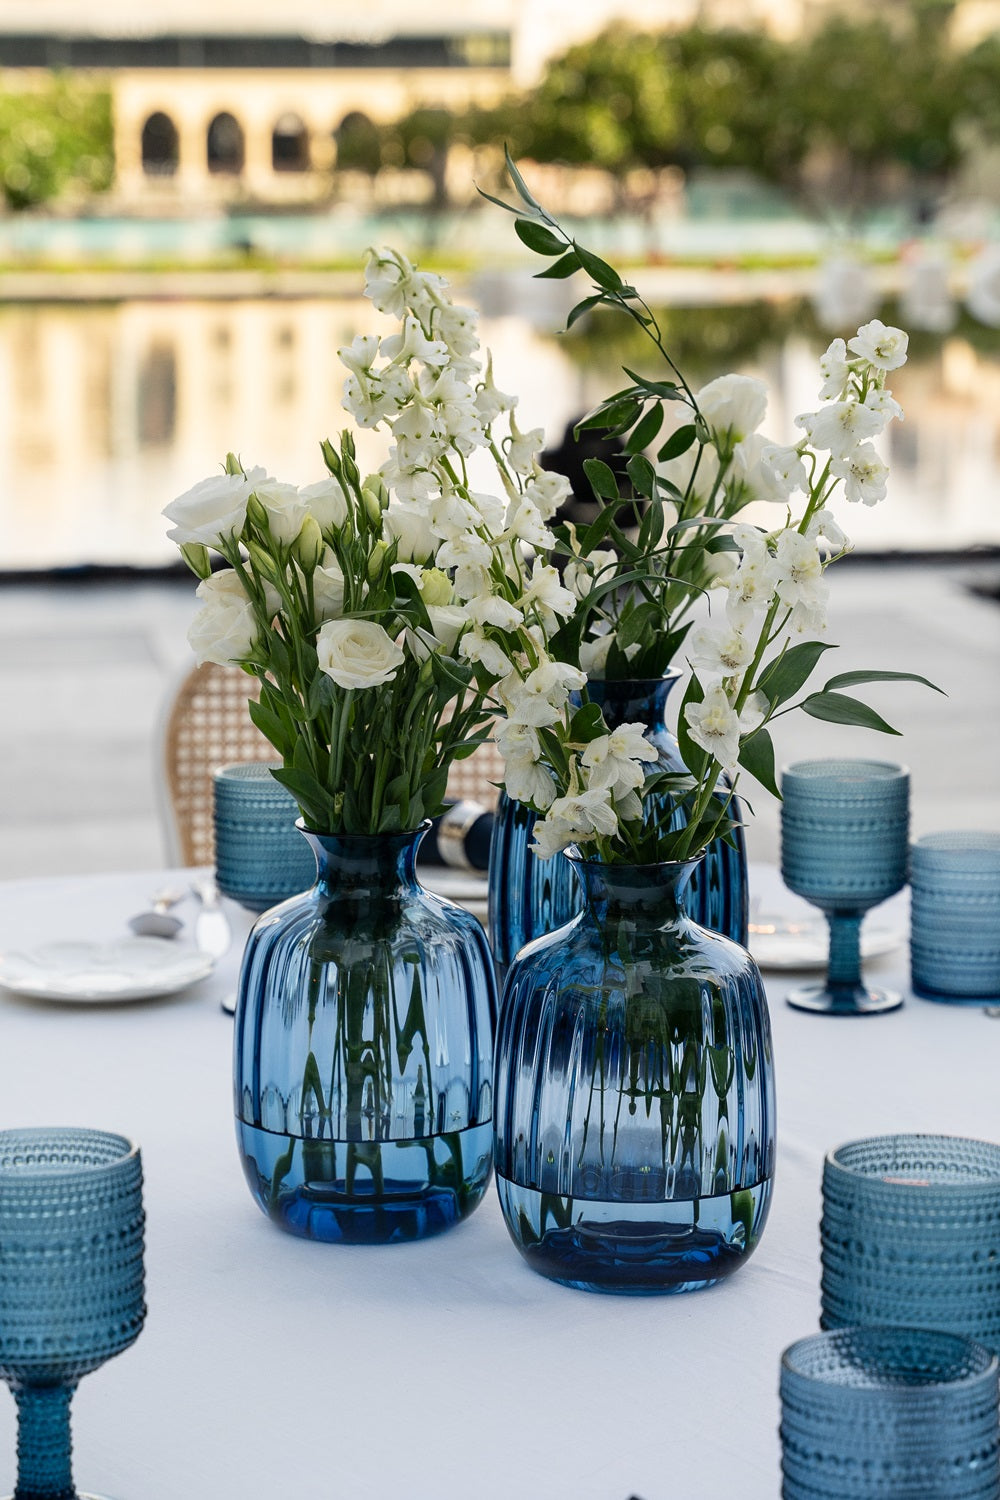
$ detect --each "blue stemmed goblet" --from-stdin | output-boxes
[0,1128,146,1500]
[780,759,909,1015]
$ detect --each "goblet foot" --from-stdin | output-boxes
[787,981,902,1015]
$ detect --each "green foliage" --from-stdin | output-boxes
[0,75,113,210]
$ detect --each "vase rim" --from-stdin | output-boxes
[585,668,682,689]
[563,847,704,875]
[295,818,433,843]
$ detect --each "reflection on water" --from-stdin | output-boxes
[1,287,998,568]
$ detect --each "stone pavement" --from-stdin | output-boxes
[0,558,998,883]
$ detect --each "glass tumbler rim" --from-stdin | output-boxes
[213,760,283,783]
[781,757,910,784]
[0,1126,139,1184]
[825,1133,1000,1194]
[781,1324,999,1392]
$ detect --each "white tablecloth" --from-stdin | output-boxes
[0,865,995,1500]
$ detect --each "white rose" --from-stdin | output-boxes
[383,504,437,564]
[316,619,405,690]
[301,477,349,533]
[163,466,266,547]
[313,557,346,620]
[695,374,768,442]
[187,569,260,666]
[253,479,310,546]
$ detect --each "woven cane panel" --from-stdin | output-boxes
[446,740,504,810]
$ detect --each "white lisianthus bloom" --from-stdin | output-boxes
[579,632,614,677]
[794,400,885,459]
[688,621,755,677]
[519,560,577,626]
[530,814,576,860]
[300,476,349,533]
[695,374,768,443]
[465,595,524,631]
[163,466,266,547]
[684,685,743,772]
[406,605,468,661]
[564,549,617,600]
[383,503,436,563]
[848,320,909,372]
[523,466,572,521]
[732,435,805,504]
[316,618,405,690]
[830,443,889,507]
[312,557,346,620]
[505,415,545,475]
[187,569,261,666]
[458,628,512,679]
[251,479,311,546]
[581,724,658,799]
[773,530,828,616]
[417,567,453,607]
[817,338,850,400]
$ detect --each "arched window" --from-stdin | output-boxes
[272,113,310,173]
[334,111,381,175]
[141,112,179,177]
[207,113,244,175]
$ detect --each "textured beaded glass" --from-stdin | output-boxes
[213,761,318,912]
[820,1134,1000,1354]
[487,675,749,974]
[910,832,1000,1002]
[780,1326,1000,1499]
[0,1127,146,1500]
[780,759,909,1015]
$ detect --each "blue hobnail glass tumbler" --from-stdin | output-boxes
[488,673,749,974]
[780,759,910,1015]
[0,1127,146,1500]
[493,851,775,1294]
[234,822,497,1244]
[213,762,318,913]
[910,832,1000,1002]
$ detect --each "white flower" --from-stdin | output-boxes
[496,719,542,764]
[503,499,551,551]
[435,531,492,573]
[465,595,524,631]
[848,320,909,372]
[688,621,755,677]
[163,466,266,547]
[660,440,720,503]
[519,560,577,626]
[343,372,407,429]
[469,490,507,534]
[312,557,346,620]
[807,508,851,555]
[498,660,586,728]
[581,724,658,799]
[727,527,780,627]
[684,684,743,772]
[505,759,558,809]
[579,632,614,677]
[426,489,482,542]
[316,618,405,690]
[773,530,828,616]
[546,787,619,841]
[187,569,260,666]
[383,504,436,564]
[252,479,310,546]
[505,415,545,475]
[732,435,805,504]
[830,443,889,507]
[529,814,576,860]
[379,454,437,505]
[406,605,468,661]
[381,315,450,369]
[695,374,768,443]
[862,387,904,424]
[474,355,517,424]
[564,549,617,600]
[818,338,850,400]
[300,477,349,533]
[364,251,408,318]
[523,466,572,521]
[337,334,381,381]
[391,400,446,470]
[459,628,512,679]
[434,303,480,358]
[739,690,770,738]
[794,400,885,459]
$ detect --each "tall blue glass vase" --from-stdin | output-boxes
[234,823,496,1245]
[494,853,775,1294]
[488,674,749,972]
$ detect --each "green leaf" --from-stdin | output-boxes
[626,454,656,499]
[566,294,602,329]
[475,184,519,215]
[657,424,698,462]
[247,698,289,755]
[583,457,622,502]
[573,243,622,291]
[676,672,710,781]
[624,403,664,454]
[800,692,902,735]
[535,250,581,280]
[758,641,837,707]
[615,600,662,652]
[504,146,543,211]
[637,498,665,553]
[622,367,685,399]
[822,669,946,696]
[514,218,564,255]
[738,728,780,800]
[569,701,605,741]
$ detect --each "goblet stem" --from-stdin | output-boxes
[827,911,862,989]
[13,1382,76,1500]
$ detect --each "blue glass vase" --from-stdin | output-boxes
[487,674,749,973]
[234,823,496,1245]
[494,853,775,1294]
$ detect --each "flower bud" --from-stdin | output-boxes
[293,514,324,572]
[361,487,383,525]
[367,540,388,582]
[247,541,280,582]
[362,474,389,509]
[245,491,269,531]
[179,542,212,580]
[224,451,244,476]
[418,567,452,607]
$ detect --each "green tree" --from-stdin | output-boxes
[0,74,113,210]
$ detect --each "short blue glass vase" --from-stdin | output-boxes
[493,852,775,1294]
[487,674,749,974]
[234,823,497,1245]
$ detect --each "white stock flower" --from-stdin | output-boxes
[459,628,512,679]
[523,466,572,521]
[427,489,482,541]
[383,504,436,564]
[316,618,405,690]
[187,569,260,666]
[469,490,506,534]
[564,549,617,600]
[379,455,437,505]
[695,374,768,443]
[688,621,755,677]
[313,556,346,620]
[818,338,850,399]
[581,724,657,799]
[848,320,909,372]
[684,685,742,772]
[794,400,885,459]
[300,477,349,533]
[163,466,266,547]
[773,530,828,622]
[830,444,889,507]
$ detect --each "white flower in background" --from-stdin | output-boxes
[406,604,468,661]
[732,435,806,504]
[807,508,851,555]
[459,628,512,679]
[739,690,770,737]
[773,530,828,619]
[688,621,755,677]
[545,787,619,841]
[581,724,658,799]
[505,415,545,475]
[383,503,436,563]
[794,400,885,459]
[660,438,720,503]
[363,251,409,318]
[300,476,349,533]
[381,315,450,369]
[465,595,523,631]
[830,444,889,507]
[564,549,617,600]
[684,685,743,772]
[312,556,346,620]
[469,491,507,534]
[338,334,381,382]
[252,479,310,546]
[579,631,614,677]
[498,659,586,728]
[187,569,262,666]
[848,320,909,371]
[530,814,577,860]
[316,618,405,690]
[474,355,517,424]
[504,499,550,551]
[817,338,850,400]
[862,387,904,424]
[695,373,768,443]
[523,466,572,521]
[164,466,266,547]
[519,560,577,626]
[705,550,738,588]
[433,303,480,358]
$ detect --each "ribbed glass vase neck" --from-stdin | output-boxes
[584,672,680,734]
[569,854,702,925]
[299,824,427,899]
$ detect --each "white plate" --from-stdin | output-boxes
[0,937,215,1003]
[748,915,904,971]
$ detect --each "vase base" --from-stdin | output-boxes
[237,1120,493,1244]
[496,1173,771,1295]
[786,982,902,1016]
